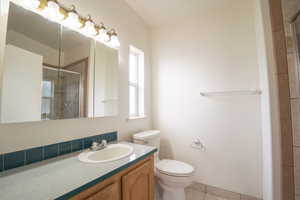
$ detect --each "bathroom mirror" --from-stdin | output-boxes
[93,42,119,117]
[54,26,94,120]
[0,2,119,123]
[1,2,61,123]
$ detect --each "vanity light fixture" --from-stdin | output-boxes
[24,0,41,9]
[107,30,120,48]
[95,23,110,42]
[80,15,98,36]
[21,0,120,49]
[42,0,65,22]
[62,6,83,30]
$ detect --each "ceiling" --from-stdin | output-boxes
[124,0,207,27]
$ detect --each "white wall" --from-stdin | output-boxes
[6,30,61,66]
[152,0,262,197]
[1,44,42,123]
[0,0,152,154]
[93,43,119,117]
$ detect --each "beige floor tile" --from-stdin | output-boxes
[206,185,240,200]
[294,147,300,196]
[186,188,205,200]
[205,193,229,200]
[241,194,262,200]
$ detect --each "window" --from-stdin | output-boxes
[129,46,145,118]
[41,80,54,120]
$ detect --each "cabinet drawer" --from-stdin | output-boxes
[85,182,119,200]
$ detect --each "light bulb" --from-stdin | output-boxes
[109,35,120,48]
[23,0,40,9]
[96,28,110,42]
[80,20,97,36]
[62,11,82,29]
[43,1,64,21]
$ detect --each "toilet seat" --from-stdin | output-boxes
[156,159,194,177]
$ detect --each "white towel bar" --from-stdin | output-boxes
[200,89,262,96]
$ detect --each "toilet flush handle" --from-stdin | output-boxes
[191,138,205,151]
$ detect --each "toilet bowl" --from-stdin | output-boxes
[133,130,194,200]
[155,159,194,200]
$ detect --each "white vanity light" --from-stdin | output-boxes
[80,17,98,36]
[108,30,120,48]
[95,24,110,42]
[62,10,82,30]
[42,0,64,22]
[23,0,40,9]
[21,0,121,49]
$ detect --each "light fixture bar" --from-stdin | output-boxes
[21,0,120,49]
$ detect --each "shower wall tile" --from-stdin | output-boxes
[287,53,300,98]
[273,30,289,74]
[283,164,295,200]
[269,0,295,199]
[294,147,300,195]
[291,99,300,146]
[270,0,285,31]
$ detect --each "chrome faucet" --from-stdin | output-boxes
[90,140,107,151]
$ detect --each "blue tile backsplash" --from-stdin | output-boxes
[4,150,25,170]
[0,155,3,172]
[26,147,43,165]
[44,144,59,160]
[0,132,117,172]
[59,142,72,155]
[71,139,83,152]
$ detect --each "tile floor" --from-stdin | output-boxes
[186,188,229,200]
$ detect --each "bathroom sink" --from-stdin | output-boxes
[78,144,134,163]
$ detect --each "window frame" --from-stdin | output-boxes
[129,46,145,119]
[41,79,54,120]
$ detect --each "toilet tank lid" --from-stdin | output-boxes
[133,130,160,140]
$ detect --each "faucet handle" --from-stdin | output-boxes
[90,141,99,150]
[101,140,107,146]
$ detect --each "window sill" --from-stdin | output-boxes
[127,115,147,120]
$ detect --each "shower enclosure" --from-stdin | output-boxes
[42,66,81,120]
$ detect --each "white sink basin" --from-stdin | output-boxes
[78,144,134,163]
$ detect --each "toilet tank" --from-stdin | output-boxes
[133,130,160,159]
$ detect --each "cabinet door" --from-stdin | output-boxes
[85,182,119,200]
[122,160,154,200]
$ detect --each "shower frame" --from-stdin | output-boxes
[42,64,83,119]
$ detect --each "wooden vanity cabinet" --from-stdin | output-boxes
[122,159,154,200]
[70,155,154,200]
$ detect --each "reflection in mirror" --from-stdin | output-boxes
[0,2,119,124]
[49,25,94,120]
[2,2,61,123]
[93,42,118,117]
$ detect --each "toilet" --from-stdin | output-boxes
[133,130,194,200]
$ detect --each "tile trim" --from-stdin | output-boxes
[0,131,117,172]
